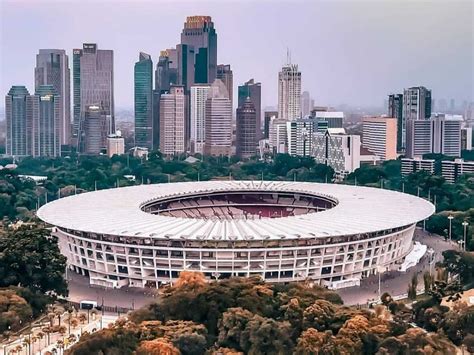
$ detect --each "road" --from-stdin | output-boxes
[66,227,458,309]
[337,227,459,305]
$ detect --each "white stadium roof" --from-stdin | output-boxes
[37,181,434,241]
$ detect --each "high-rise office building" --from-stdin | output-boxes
[153,49,178,150]
[401,86,431,152]
[362,117,397,161]
[32,85,61,157]
[405,114,462,158]
[403,86,431,121]
[159,85,185,155]
[278,63,301,121]
[236,97,257,158]
[73,43,114,141]
[238,79,262,140]
[264,111,278,139]
[155,49,178,93]
[286,118,317,157]
[204,79,232,156]
[216,64,233,108]
[35,49,70,147]
[181,16,217,84]
[190,84,210,154]
[176,44,195,92]
[301,91,312,117]
[405,120,432,158]
[388,94,403,151]
[269,118,288,154]
[5,86,33,156]
[431,114,462,157]
[79,104,109,155]
[461,127,472,151]
[134,52,153,149]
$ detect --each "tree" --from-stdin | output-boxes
[0,288,33,332]
[0,225,68,296]
[136,338,180,355]
[294,328,336,355]
[302,299,336,331]
[240,314,294,355]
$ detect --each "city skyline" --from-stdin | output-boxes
[1,0,472,111]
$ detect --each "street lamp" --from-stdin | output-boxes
[448,215,454,243]
[377,265,384,301]
[462,221,469,251]
[427,248,435,278]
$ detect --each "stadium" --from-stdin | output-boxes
[37,181,434,289]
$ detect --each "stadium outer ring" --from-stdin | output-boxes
[37,181,434,289]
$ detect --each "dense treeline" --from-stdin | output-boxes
[1,152,472,248]
[0,225,66,334]
[0,153,333,222]
[67,271,474,355]
[346,158,473,250]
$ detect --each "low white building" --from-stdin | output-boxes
[107,132,125,157]
[441,159,474,183]
[400,157,435,177]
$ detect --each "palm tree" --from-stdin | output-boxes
[37,331,45,348]
[42,326,52,346]
[22,337,30,354]
[56,339,64,355]
[78,313,87,324]
[48,313,56,327]
[55,309,63,327]
[31,335,38,354]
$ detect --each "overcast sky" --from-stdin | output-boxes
[1,0,473,110]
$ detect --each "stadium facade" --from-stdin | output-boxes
[37,181,434,289]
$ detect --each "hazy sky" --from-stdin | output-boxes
[1,0,473,110]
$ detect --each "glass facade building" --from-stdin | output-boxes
[134,52,153,149]
[5,86,33,156]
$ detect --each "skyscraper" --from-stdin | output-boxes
[403,86,431,121]
[73,43,114,143]
[32,85,61,157]
[190,84,210,154]
[216,64,233,108]
[204,79,232,156]
[264,111,278,139]
[134,52,153,149]
[388,93,403,151]
[180,16,217,84]
[35,49,70,147]
[176,44,195,92]
[153,49,178,150]
[79,104,109,155]
[5,86,33,156]
[405,114,461,158]
[236,97,257,158]
[278,63,301,121]
[301,91,312,117]
[159,85,186,155]
[238,79,262,140]
[402,86,432,152]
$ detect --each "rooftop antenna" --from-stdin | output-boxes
[286,47,291,65]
